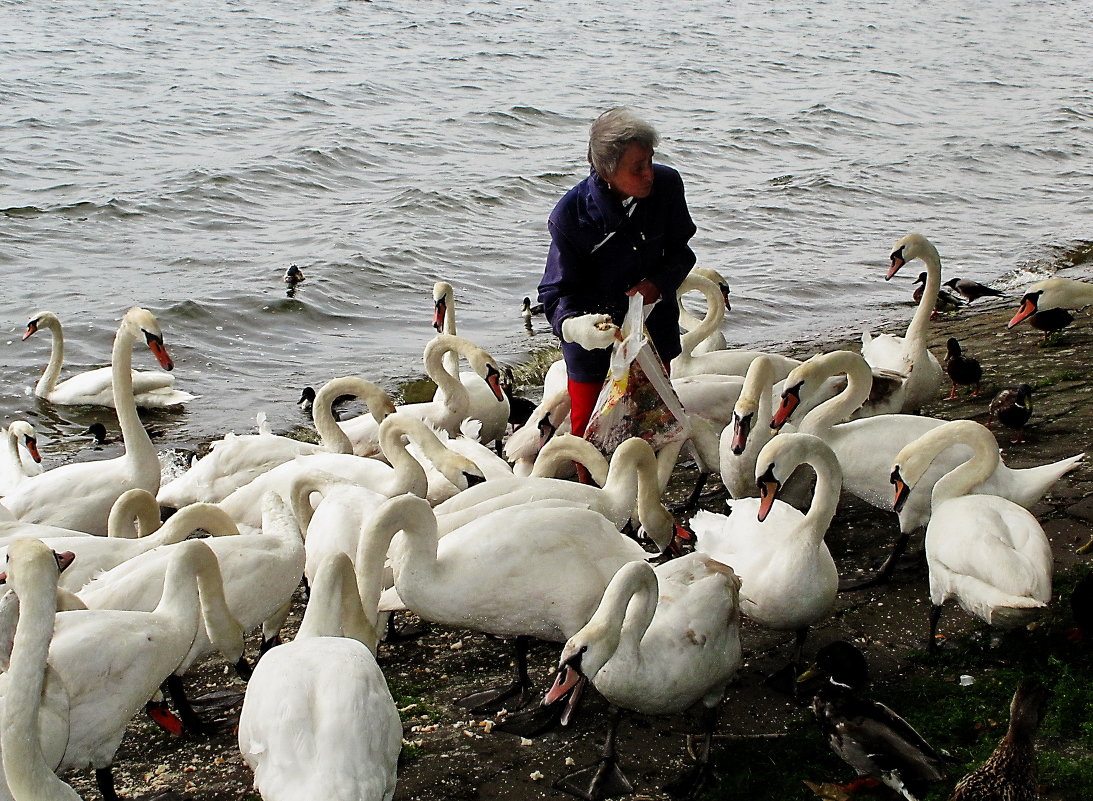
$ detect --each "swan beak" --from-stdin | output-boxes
[537,416,557,449]
[485,365,505,401]
[731,413,752,455]
[887,247,905,280]
[771,384,802,431]
[891,468,910,513]
[756,465,780,522]
[145,332,175,371]
[544,662,587,726]
[719,283,732,312]
[463,470,487,488]
[24,436,41,464]
[433,298,446,333]
[1008,295,1039,328]
[21,320,39,341]
[55,550,76,573]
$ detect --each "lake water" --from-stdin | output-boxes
[2,0,1091,463]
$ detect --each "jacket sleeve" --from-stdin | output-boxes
[538,215,588,340]
[645,168,697,297]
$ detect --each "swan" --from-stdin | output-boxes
[338,334,505,453]
[542,555,742,798]
[0,500,239,592]
[406,418,512,505]
[890,420,1053,651]
[503,388,572,477]
[671,271,801,380]
[431,435,677,551]
[238,552,401,801]
[432,282,510,446]
[690,432,840,665]
[22,309,195,408]
[157,375,395,508]
[677,266,731,355]
[1007,276,1093,328]
[0,487,160,548]
[860,233,944,413]
[0,422,42,497]
[0,537,244,801]
[2,307,175,535]
[770,349,1082,583]
[76,490,306,728]
[216,412,485,530]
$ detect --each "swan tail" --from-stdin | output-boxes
[1011,452,1085,506]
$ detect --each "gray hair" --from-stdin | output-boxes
[586,108,659,178]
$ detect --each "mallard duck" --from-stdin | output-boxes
[913,272,964,318]
[943,277,1004,303]
[942,337,982,400]
[987,384,1033,444]
[949,678,1051,801]
[803,641,946,800]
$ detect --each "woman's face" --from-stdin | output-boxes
[606,142,654,199]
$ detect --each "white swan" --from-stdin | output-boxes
[503,388,572,478]
[690,432,840,661]
[2,308,174,534]
[677,266,731,355]
[0,537,243,801]
[157,375,395,508]
[0,487,160,548]
[432,282,510,445]
[338,334,505,454]
[22,309,195,408]
[238,552,401,801]
[542,554,742,798]
[890,420,1053,650]
[0,422,42,497]
[406,418,512,505]
[671,271,801,380]
[432,435,676,551]
[1008,276,1093,328]
[860,233,945,413]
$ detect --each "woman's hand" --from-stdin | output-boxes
[561,314,620,350]
[626,279,660,304]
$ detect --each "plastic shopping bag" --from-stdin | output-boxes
[584,293,689,455]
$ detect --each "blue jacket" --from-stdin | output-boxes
[537,164,697,383]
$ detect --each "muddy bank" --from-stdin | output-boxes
[64,291,1093,801]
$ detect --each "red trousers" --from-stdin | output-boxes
[568,378,602,438]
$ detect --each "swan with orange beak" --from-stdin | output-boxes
[1007,277,1093,329]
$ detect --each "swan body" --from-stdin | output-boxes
[23,310,194,408]
[691,433,840,633]
[892,421,1053,630]
[861,233,944,413]
[2,308,174,535]
[1008,277,1093,328]
[503,388,572,477]
[158,376,395,508]
[0,422,42,497]
[0,537,243,801]
[239,552,401,801]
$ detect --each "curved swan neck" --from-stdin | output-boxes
[298,552,378,651]
[113,311,158,476]
[32,313,65,398]
[152,504,239,547]
[424,334,470,409]
[365,496,439,591]
[797,440,843,539]
[583,561,659,673]
[106,489,162,539]
[677,273,724,357]
[798,351,872,433]
[433,282,460,376]
[903,243,941,355]
[314,377,394,454]
[377,415,431,499]
[917,422,999,504]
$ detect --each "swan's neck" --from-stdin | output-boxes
[441,290,459,376]
[152,504,239,548]
[377,419,430,499]
[298,552,378,651]
[106,489,162,539]
[799,353,871,433]
[903,248,941,358]
[929,429,999,506]
[312,378,358,454]
[424,335,469,413]
[677,276,724,358]
[34,316,65,397]
[2,562,81,801]
[603,439,672,547]
[112,320,157,479]
[799,445,843,542]
[368,498,440,604]
[583,563,659,677]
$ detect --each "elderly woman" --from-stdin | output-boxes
[537,107,698,440]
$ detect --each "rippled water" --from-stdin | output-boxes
[2,0,1091,461]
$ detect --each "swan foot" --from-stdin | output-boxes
[95,766,120,801]
[164,675,217,737]
[554,758,634,801]
[234,656,253,681]
[669,472,714,514]
[384,611,428,643]
[665,706,720,800]
[493,698,567,737]
[455,680,533,713]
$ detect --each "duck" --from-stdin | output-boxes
[157,375,395,508]
[948,678,1051,801]
[2,308,176,535]
[283,263,305,287]
[541,555,742,799]
[431,283,510,446]
[671,271,801,380]
[372,494,651,711]
[890,420,1054,651]
[677,266,732,355]
[913,272,965,317]
[338,333,506,454]
[431,434,676,551]
[690,432,840,667]
[988,384,1034,445]
[942,337,983,400]
[0,537,244,801]
[521,296,544,326]
[22,309,195,408]
[802,641,946,801]
[770,350,1081,587]
[943,276,1004,304]
[0,422,42,497]
[861,233,945,414]
[238,550,401,801]
[1007,277,1093,328]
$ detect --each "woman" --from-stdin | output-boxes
[537,107,698,439]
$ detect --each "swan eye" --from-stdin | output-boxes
[890,467,901,485]
[579,645,588,654]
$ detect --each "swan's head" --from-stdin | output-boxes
[1008,288,1044,328]
[544,641,593,727]
[888,233,936,281]
[21,311,56,341]
[1,539,75,587]
[8,421,41,463]
[771,380,803,432]
[756,462,782,522]
[432,281,453,332]
[124,307,174,371]
[730,409,753,455]
[890,465,912,513]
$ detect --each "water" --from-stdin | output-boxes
[2,0,1091,463]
